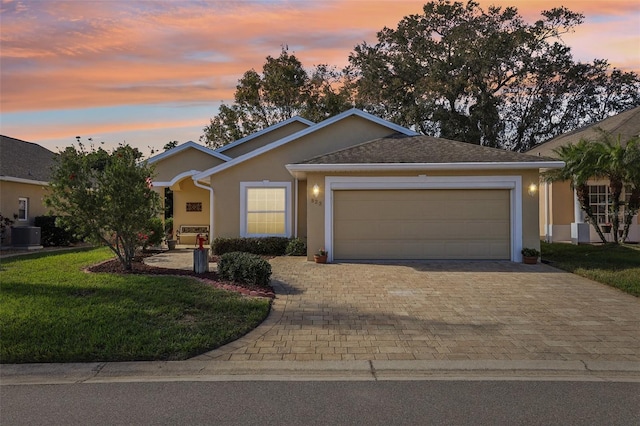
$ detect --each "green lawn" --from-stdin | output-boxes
[541,242,640,296]
[0,248,271,364]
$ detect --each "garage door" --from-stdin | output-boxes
[333,189,510,260]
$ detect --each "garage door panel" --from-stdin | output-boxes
[333,189,510,260]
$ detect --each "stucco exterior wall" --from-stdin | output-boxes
[153,148,225,183]
[209,116,400,239]
[550,181,575,225]
[0,180,49,224]
[296,180,307,239]
[172,179,210,245]
[0,180,50,244]
[220,121,311,158]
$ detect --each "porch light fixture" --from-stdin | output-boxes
[528,183,538,196]
[312,184,320,198]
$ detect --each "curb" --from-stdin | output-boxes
[3,360,639,385]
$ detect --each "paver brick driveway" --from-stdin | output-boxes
[196,258,640,362]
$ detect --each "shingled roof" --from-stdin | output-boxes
[527,106,640,157]
[297,134,556,165]
[0,135,57,182]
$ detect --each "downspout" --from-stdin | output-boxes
[193,179,214,243]
[294,179,298,238]
[544,181,550,243]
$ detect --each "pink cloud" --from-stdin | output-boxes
[1,0,637,115]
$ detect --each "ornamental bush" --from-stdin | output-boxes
[218,252,272,287]
[34,216,77,247]
[212,237,290,256]
[285,238,306,256]
[143,217,164,248]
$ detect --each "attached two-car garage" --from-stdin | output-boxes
[332,189,511,261]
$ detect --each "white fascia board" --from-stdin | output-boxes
[152,170,201,187]
[194,109,419,181]
[286,161,566,178]
[215,116,316,154]
[148,141,231,164]
[0,176,49,186]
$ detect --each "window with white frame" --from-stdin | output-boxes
[588,184,634,225]
[18,198,28,221]
[240,182,291,237]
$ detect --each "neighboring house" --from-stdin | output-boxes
[150,109,562,262]
[0,135,56,244]
[527,106,640,243]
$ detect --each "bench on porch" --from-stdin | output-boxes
[176,225,209,246]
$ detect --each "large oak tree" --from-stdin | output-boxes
[201,2,639,152]
[347,0,640,151]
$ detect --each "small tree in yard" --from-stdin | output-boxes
[46,143,161,270]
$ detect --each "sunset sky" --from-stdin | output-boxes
[1,0,639,155]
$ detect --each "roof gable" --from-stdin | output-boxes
[194,109,419,181]
[527,106,640,157]
[214,116,314,156]
[0,135,57,183]
[148,141,231,164]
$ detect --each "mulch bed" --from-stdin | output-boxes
[86,255,275,299]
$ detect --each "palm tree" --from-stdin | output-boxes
[592,133,626,242]
[620,137,640,242]
[543,139,608,243]
[544,130,640,244]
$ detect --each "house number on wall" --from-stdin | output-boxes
[312,199,322,206]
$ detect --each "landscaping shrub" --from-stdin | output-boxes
[143,217,165,248]
[218,251,272,287]
[0,212,16,245]
[164,217,174,238]
[285,238,307,256]
[34,215,76,247]
[212,237,290,256]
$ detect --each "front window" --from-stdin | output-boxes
[18,198,28,221]
[240,182,291,237]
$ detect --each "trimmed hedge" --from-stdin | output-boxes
[212,237,290,256]
[285,238,307,256]
[218,252,272,287]
[34,216,76,247]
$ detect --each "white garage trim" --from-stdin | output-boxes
[324,176,523,262]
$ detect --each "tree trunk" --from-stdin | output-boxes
[609,177,623,243]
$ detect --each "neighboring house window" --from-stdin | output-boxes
[18,198,28,221]
[588,184,635,225]
[240,182,291,237]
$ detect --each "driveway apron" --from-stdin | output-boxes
[194,258,640,362]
